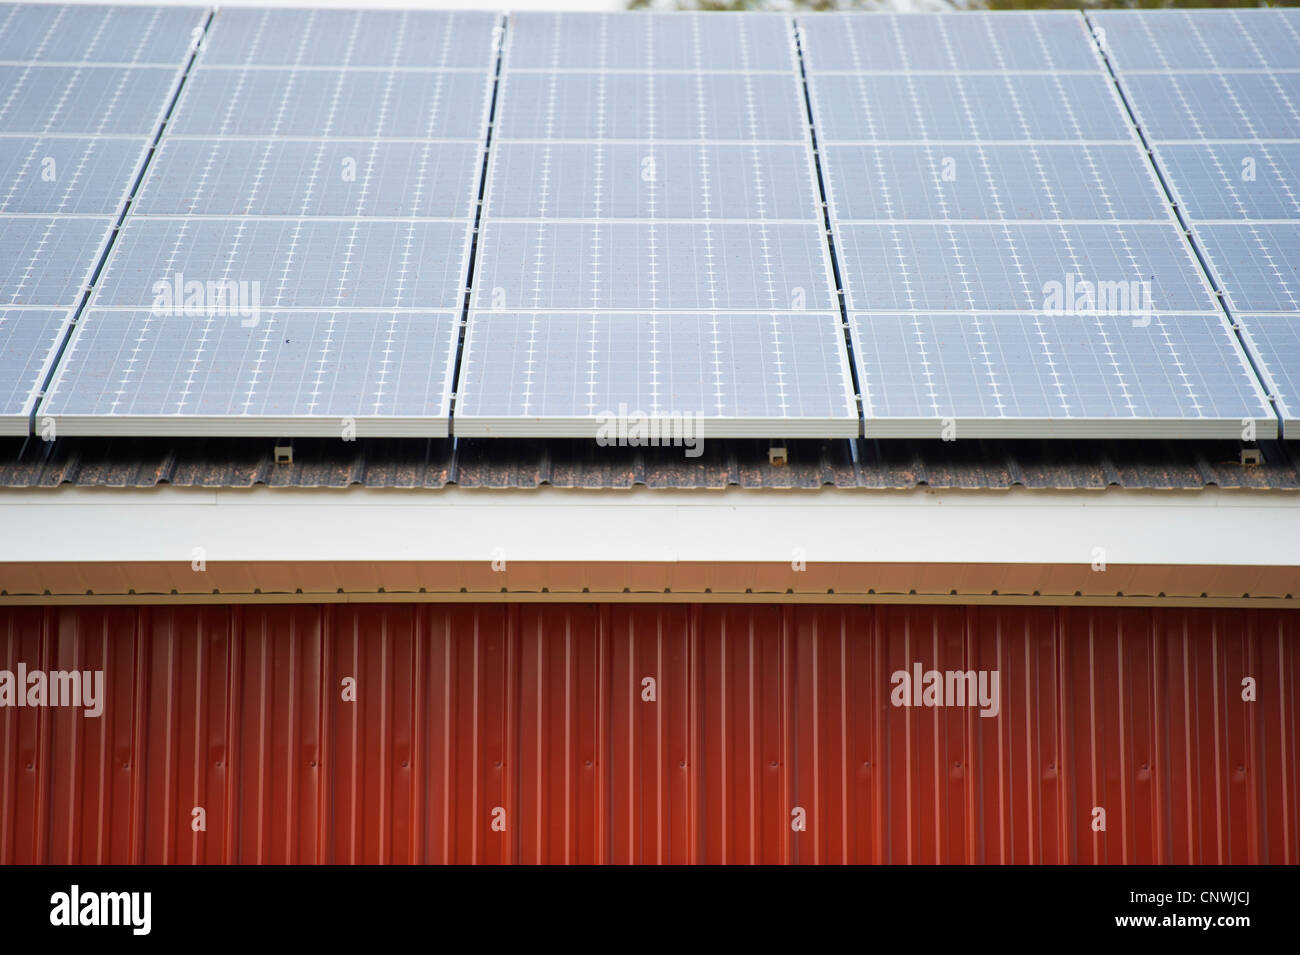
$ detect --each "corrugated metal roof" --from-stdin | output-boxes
[3,602,1295,864]
[1,436,1298,491]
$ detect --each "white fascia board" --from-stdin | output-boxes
[0,485,1297,568]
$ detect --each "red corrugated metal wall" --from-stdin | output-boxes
[1,604,1296,864]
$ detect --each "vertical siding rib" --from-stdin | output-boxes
[0,603,1295,864]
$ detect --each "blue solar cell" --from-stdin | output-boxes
[0,136,148,215]
[486,142,819,220]
[198,9,498,69]
[1157,143,1300,221]
[496,71,807,141]
[835,223,1213,313]
[0,216,108,306]
[809,72,1131,142]
[171,68,490,139]
[0,4,206,64]
[1197,224,1300,314]
[94,218,471,310]
[800,12,1100,73]
[850,312,1272,435]
[823,143,1166,221]
[135,139,483,218]
[506,12,795,72]
[0,64,180,135]
[0,308,72,433]
[1121,72,1300,141]
[456,311,856,436]
[41,309,459,436]
[472,222,833,312]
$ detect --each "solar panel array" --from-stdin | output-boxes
[0,6,1296,442]
[802,10,1275,438]
[0,3,203,433]
[38,6,496,436]
[1094,8,1300,433]
[454,12,857,438]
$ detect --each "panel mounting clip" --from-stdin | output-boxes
[1240,448,1261,467]
[274,444,294,466]
[769,444,789,467]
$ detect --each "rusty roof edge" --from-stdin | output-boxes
[1,436,1298,492]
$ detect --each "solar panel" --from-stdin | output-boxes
[170,68,491,140]
[40,309,459,436]
[1,216,112,305]
[0,136,151,215]
[1090,9,1300,72]
[823,143,1167,221]
[455,312,855,438]
[850,312,1272,438]
[1095,9,1300,436]
[459,11,857,439]
[1237,316,1300,431]
[504,11,796,72]
[486,142,819,220]
[0,309,74,434]
[197,8,497,69]
[36,7,496,437]
[93,218,471,309]
[0,4,207,65]
[834,223,1216,313]
[803,9,1276,439]
[799,11,1100,72]
[0,64,182,135]
[133,139,483,218]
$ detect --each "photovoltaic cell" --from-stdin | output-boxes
[0,4,207,65]
[823,143,1167,221]
[197,9,497,69]
[40,309,460,436]
[472,222,833,312]
[505,12,796,72]
[94,218,471,310]
[170,68,491,140]
[0,136,150,215]
[455,312,856,437]
[486,142,819,221]
[135,139,482,218]
[0,309,73,434]
[849,312,1272,437]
